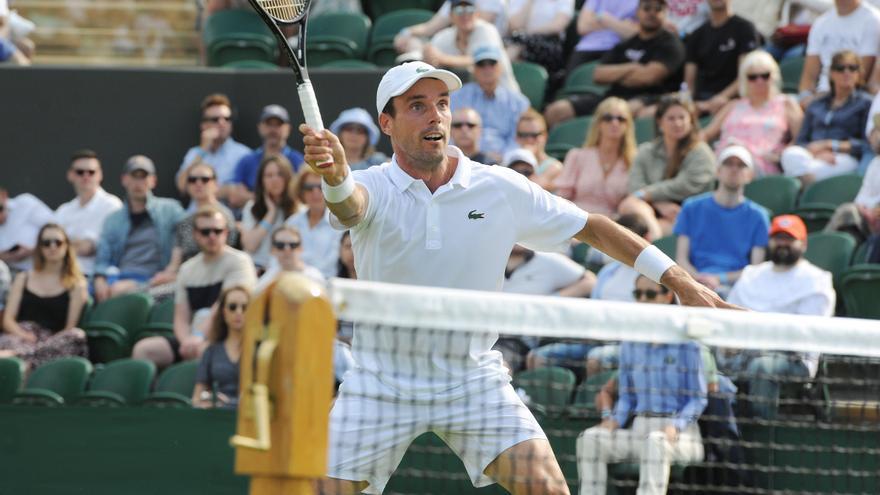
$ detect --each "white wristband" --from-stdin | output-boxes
[634,245,676,284]
[322,169,355,203]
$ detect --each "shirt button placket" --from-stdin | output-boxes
[426,199,441,250]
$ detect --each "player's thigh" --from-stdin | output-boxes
[484,437,570,495]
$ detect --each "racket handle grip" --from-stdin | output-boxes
[298,80,325,131]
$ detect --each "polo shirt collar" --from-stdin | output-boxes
[388,145,473,192]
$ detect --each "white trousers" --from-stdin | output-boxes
[576,417,703,495]
[780,146,859,182]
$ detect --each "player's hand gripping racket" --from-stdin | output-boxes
[246,0,333,168]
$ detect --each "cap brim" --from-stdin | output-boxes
[389,69,462,104]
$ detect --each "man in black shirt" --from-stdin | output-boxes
[685,0,760,115]
[544,0,685,127]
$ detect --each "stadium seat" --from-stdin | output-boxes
[203,10,278,67]
[804,232,856,283]
[76,359,157,407]
[546,116,592,160]
[221,59,279,69]
[81,292,153,363]
[634,117,655,144]
[306,12,372,66]
[558,61,606,98]
[571,370,616,412]
[851,241,871,265]
[838,264,880,319]
[780,56,805,94]
[133,297,175,344]
[0,357,26,404]
[142,361,199,408]
[366,0,444,20]
[745,175,801,217]
[367,9,434,66]
[652,234,678,259]
[799,174,862,207]
[794,203,837,232]
[12,357,93,407]
[320,59,379,69]
[513,366,576,417]
[512,61,549,110]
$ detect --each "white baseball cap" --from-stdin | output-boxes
[376,61,462,115]
[718,144,754,169]
[502,148,538,169]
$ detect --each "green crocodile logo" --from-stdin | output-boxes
[468,209,485,220]
[416,67,430,73]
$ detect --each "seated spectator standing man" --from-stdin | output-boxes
[684,0,760,115]
[798,0,880,109]
[93,156,186,302]
[544,0,686,127]
[674,145,768,294]
[0,188,55,273]
[55,149,123,277]
[723,214,835,419]
[577,323,708,495]
[177,93,251,201]
[133,206,256,369]
[229,104,304,210]
[451,107,490,163]
[452,45,530,163]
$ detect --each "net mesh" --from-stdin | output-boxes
[327,278,880,495]
[255,0,306,22]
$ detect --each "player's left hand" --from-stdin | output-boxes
[662,266,742,310]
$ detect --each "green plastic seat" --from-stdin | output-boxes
[512,61,549,110]
[780,56,805,94]
[0,357,26,404]
[367,9,434,66]
[134,297,175,344]
[838,264,880,319]
[142,361,199,408]
[558,61,606,98]
[366,0,443,20]
[634,117,655,144]
[652,234,678,259]
[82,292,153,363]
[546,116,592,160]
[799,174,863,208]
[320,59,379,69]
[12,357,93,406]
[795,203,837,232]
[306,12,372,66]
[203,10,277,67]
[804,232,856,283]
[745,175,801,217]
[76,358,157,407]
[571,370,617,410]
[513,366,576,417]
[851,241,871,265]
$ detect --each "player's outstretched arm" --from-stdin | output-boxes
[299,124,369,228]
[575,213,741,310]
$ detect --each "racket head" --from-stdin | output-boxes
[253,0,310,24]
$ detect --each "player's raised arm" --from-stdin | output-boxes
[299,124,369,228]
[574,213,741,310]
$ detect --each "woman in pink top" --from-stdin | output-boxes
[554,96,637,215]
[702,50,803,176]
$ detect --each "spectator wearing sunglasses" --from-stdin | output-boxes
[255,225,324,294]
[133,206,256,370]
[285,168,343,279]
[450,108,489,163]
[782,50,872,186]
[702,50,803,176]
[55,149,122,276]
[515,109,562,191]
[192,285,249,409]
[329,108,388,172]
[0,187,56,273]
[176,93,251,201]
[451,44,530,163]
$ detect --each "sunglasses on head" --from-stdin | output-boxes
[202,115,231,123]
[273,240,301,250]
[601,114,627,123]
[746,72,771,81]
[517,131,543,139]
[225,302,247,312]
[40,238,65,248]
[831,63,860,73]
[73,168,97,177]
[633,288,664,299]
[197,227,225,237]
[187,175,214,184]
[452,122,478,129]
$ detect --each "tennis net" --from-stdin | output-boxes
[327,278,880,495]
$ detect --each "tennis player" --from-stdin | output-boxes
[300,62,735,495]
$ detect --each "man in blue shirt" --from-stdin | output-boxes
[451,44,530,163]
[228,104,305,209]
[673,145,769,294]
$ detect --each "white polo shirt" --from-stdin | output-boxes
[502,251,586,296]
[0,193,56,271]
[55,188,123,275]
[334,146,588,398]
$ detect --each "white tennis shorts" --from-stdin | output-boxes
[327,370,546,494]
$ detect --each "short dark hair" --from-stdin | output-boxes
[382,99,396,117]
[70,149,99,165]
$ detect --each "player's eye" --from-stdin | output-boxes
[411,102,424,111]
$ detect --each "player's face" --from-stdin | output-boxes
[385,78,452,171]
[194,213,228,255]
[223,289,249,331]
[259,118,290,147]
[658,104,692,142]
[68,157,102,194]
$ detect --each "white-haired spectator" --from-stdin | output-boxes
[329,108,388,172]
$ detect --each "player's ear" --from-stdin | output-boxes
[379,112,393,137]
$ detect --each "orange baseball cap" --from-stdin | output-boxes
[769,214,807,241]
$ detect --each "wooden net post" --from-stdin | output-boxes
[231,273,336,495]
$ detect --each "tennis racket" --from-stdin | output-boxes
[246,0,332,166]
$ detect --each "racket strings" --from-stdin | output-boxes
[257,0,306,22]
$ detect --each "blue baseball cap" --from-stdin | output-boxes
[473,45,502,63]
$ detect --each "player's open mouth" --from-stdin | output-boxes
[423,133,443,142]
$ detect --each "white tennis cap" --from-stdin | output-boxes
[502,148,538,169]
[376,61,462,115]
[718,144,754,169]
